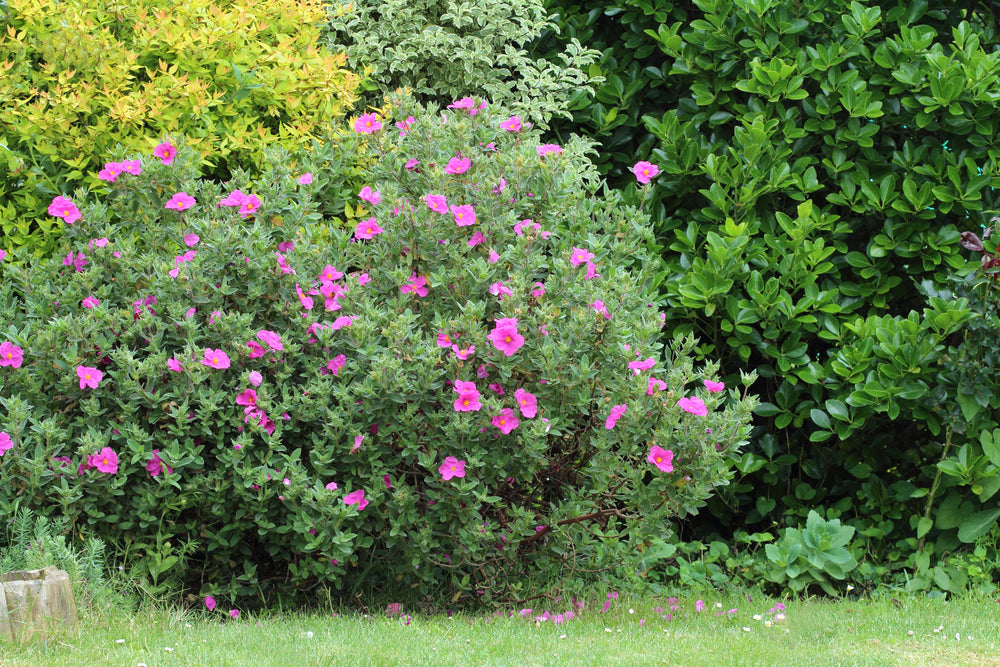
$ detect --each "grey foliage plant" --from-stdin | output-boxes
[324,0,602,129]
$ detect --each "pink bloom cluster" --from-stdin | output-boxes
[98,160,142,182]
[219,189,262,218]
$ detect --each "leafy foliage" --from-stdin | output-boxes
[323,0,601,130]
[0,96,756,606]
[535,0,1000,592]
[0,0,359,258]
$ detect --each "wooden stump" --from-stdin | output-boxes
[0,566,79,642]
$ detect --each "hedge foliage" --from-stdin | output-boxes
[0,0,359,258]
[534,0,1000,592]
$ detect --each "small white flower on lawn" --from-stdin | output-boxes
[605,628,612,633]
[560,634,567,639]
[764,620,773,627]
[753,614,762,621]
[164,647,174,652]
[742,627,751,632]
[305,631,314,639]
[115,639,126,644]
[907,630,914,636]
[629,608,634,614]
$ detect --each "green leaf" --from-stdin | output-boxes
[916,516,933,538]
[957,508,1000,543]
[810,409,831,429]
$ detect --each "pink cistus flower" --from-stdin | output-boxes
[48,196,81,224]
[647,445,674,473]
[605,404,626,430]
[205,595,217,611]
[201,348,231,370]
[89,446,118,474]
[632,160,660,184]
[439,456,466,480]
[297,172,313,185]
[500,115,527,132]
[146,449,173,477]
[445,156,471,175]
[354,217,384,239]
[358,186,382,205]
[76,366,102,389]
[424,193,448,214]
[513,388,537,418]
[343,489,369,510]
[488,317,524,356]
[453,380,482,412]
[451,204,476,227]
[154,142,177,165]
[238,194,262,219]
[704,379,725,392]
[98,161,123,182]
[536,143,562,157]
[0,431,13,456]
[165,192,196,211]
[400,273,429,297]
[354,113,382,134]
[256,330,283,351]
[677,396,708,416]
[491,408,519,434]
[396,115,415,136]
[570,247,595,266]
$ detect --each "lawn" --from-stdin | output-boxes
[3,592,999,666]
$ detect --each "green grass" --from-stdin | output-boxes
[3,592,1000,666]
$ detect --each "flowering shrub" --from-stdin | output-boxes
[0,95,755,605]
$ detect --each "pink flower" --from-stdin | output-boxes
[201,348,231,370]
[323,355,347,376]
[592,300,611,319]
[678,396,708,416]
[647,445,674,472]
[605,404,626,429]
[493,178,507,194]
[436,332,453,348]
[0,431,13,456]
[492,408,519,434]
[358,272,371,285]
[122,160,142,175]
[146,449,173,477]
[400,273,429,297]
[405,158,420,171]
[467,231,485,247]
[325,481,338,491]
[275,252,295,275]
[295,283,314,310]
[488,318,524,356]
[297,172,313,185]
[632,161,660,184]
[236,388,258,407]
[220,189,248,207]
[354,113,382,134]
[49,196,81,224]
[319,265,343,282]
[167,358,183,372]
[248,371,263,387]
[62,251,87,272]
[452,344,475,360]
[344,489,369,510]
[82,296,99,308]
[256,330,283,351]
[204,595,217,611]
[570,247,594,266]
[98,161,123,182]
[90,446,118,473]
[704,380,725,392]
[585,261,600,280]
[696,600,705,612]
[453,380,482,412]
[396,116,415,136]
[352,434,364,452]
[359,186,382,205]
[154,142,177,165]
[628,357,656,375]
[531,282,545,298]
[537,143,563,157]
[488,250,500,263]
[439,456,466,480]
[247,341,266,359]
[424,194,448,214]
[76,366,102,389]
[445,156,471,174]
[500,116,526,132]
[354,218,384,239]
[238,194,262,218]
[184,233,200,247]
[647,377,667,395]
[229,609,240,620]
[451,204,476,227]
[489,281,513,300]
[514,388,537,418]
[447,97,485,114]
[165,192,195,211]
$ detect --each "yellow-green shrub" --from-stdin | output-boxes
[0,0,360,257]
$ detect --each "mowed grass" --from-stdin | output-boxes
[2,591,1000,666]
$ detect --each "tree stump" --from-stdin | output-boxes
[0,566,79,642]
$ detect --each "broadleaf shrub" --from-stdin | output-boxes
[0,96,756,606]
[0,0,359,258]
[535,0,1000,590]
[323,0,601,130]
